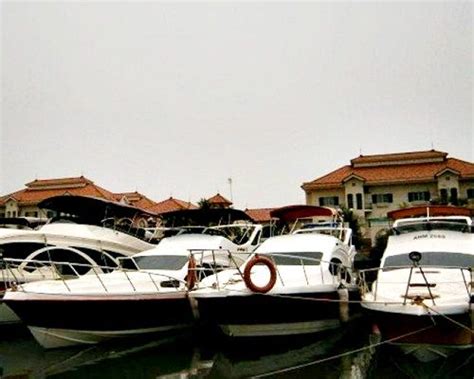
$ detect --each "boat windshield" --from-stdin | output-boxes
[263,252,323,266]
[394,221,470,234]
[133,255,188,270]
[383,252,474,269]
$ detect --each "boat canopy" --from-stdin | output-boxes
[387,205,473,221]
[39,195,158,225]
[269,205,338,223]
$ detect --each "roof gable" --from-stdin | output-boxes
[342,173,366,183]
[434,167,461,177]
[207,193,232,206]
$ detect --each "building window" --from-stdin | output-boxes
[347,194,354,209]
[467,189,474,199]
[47,211,55,218]
[408,191,430,202]
[319,196,339,206]
[450,188,458,205]
[371,193,393,204]
[356,193,363,209]
[440,188,448,204]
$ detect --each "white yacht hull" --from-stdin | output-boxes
[0,302,20,324]
[395,341,474,362]
[29,324,189,349]
[220,319,341,337]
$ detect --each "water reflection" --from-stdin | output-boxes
[0,323,472,379]
[372,344,474,379]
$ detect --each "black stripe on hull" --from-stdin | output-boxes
[197,291,360,326]
[5,297,194,331]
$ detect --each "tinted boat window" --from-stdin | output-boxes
[264,252,323,266]
[395,221,470,234]
[383,252,474,268]
[133,255,188,270]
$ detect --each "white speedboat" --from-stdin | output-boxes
[0,195,159,278]
[0,195,158,324]
[190,221,359,338]
[3,222,262,348]
[360,212,474,360]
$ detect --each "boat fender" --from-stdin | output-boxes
[186,255,197,290]
[243,255,277,294]
[337,287,350,323]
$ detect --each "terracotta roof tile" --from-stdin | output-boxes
[351,149,447,166]
[0,176,116,206]
[207,193,232,206]
[147,197,198,214]
[245,208,277,223]
[114,191,158,210]
[302,157,474,190]
[25,176,93,188]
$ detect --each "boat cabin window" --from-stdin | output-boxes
[383,252,474,269]
[133,255,188,270]
[393,220,470,234]
[263,252,323,266]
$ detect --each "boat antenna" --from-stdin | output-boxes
[228,177,233,203]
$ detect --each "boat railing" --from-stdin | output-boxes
[188,249,353,290]
[0,257,117,293]
[187,249,250,289]
[0,257,189,294]
[265,252,353,287]
[357,265,473,304]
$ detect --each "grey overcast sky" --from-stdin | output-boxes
[1,1,472,209]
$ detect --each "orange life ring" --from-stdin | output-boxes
[186,255,197,289]
[243,255,277,293]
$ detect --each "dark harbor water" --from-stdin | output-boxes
[0,321,472,379]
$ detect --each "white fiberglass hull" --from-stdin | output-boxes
[0,302,20,324]
[220,319,341,337]
[29,324,190,349]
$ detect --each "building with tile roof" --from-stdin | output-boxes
[301,150,474,240]
[147,197,197,215]
[0,176,117,219]
[207,193,232,208]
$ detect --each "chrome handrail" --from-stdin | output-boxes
[0,257,188,294]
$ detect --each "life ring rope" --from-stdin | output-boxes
[243,255,277,293]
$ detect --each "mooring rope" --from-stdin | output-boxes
[422,303,474,333]
[220,286,472,335]
[212,286,405,305]
[251,325,435,378]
